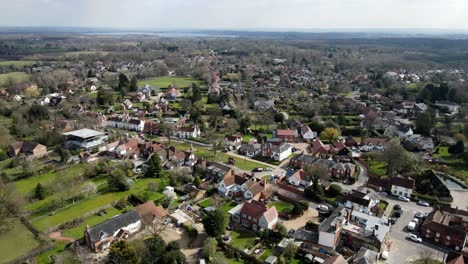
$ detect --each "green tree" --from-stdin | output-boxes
[146,154,162,178]
[380,141,415,175]
[202,209,227,237]
[203,237,218,261]
[320,127,340,142]
[239,117,251,134]
[118,73,131,95]
[142,236,166,263]
[97,88,115,106]
[276,223,288,238]
[191,84,202,103]
[415,112,434,136]
[282,241,298,261]
[448,140,465,156]
[274,112,285,123]
[291,200,308,215]
[130,76,138,92]
[34,183,45,200]
[108,169,131,191]
[107,240,139,264]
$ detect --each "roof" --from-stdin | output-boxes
[277,129,296,136]
[390,176,414,189]
[263,206,279,223]
[134,201,166,225]
[354,247,378,264]
[63,128,104,139]
[360,137,390,146]
[86,211,141,242]
[323,255,348,264]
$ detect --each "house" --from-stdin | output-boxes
[63,129,108,151]
[165,86,181,100]
[224,135,243,150]
[8,141,47,159]
[253,99,275,111]
[352,247,378,264]
[390,176,414,198]
[290,154,356,179]
[343,190,379,214]
[238,142,262,158]
[403,135,434,152]
[384,124,413,139]
[345,136,359,148]
[309,139,349,157]
[421,207,468,251]
[435,101,460,114]
[299,125,317,140]
[234,200,278,231]
[134,201,167,226]
[128,119,145,132]
[359,138,391,152]
[175,125,201,139]
[122,99,133,110]
[205,162,232,182]
[218,170,247,197]
[241,179,267,200]
[85,210,142,252]
[288,169,312,187]
[261,142,292,161]
[264,256,278,264]
[323,255,348,264]
[275,129,296,142]
[138,84,158,97]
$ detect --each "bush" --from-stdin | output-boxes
[57,217,84,230]
[327,184,342,197]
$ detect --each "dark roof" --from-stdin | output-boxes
[367,176,388,189]
[292,228,319,243]
[86,211,141,242]
[346,192,371,207]
[390,176,415,189]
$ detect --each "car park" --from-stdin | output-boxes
[415,212,425,219]
[388,218,397,225]
[418,200,430,207]
[398,196,410,202]
[407,234,422,243]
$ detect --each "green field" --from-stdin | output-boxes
[0,219,42,264]
[229,230,258,250]
[0,72,30,88]
[137,76,200,88]
[433,146,468,182]
[0,60,39,67]
[258,248,273,261]
[197,197,214,208]
[268,201,293,212]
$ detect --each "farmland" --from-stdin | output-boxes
[137,76,201,88]
[0,219,42,263]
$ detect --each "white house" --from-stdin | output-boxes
[128,119,145,132]
[224,135,243,150]
[300,125,317,140]
[288,169,312,187]
[175,125,201,139]
[390,176,414,198]
[343,190,379,214]
[435,101,460,114]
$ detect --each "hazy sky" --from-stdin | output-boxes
[1,0,467,30]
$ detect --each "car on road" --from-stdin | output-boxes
[418,200,430,207]
[398,196,411,202]
[407,233,422,243]
[393,204,401,210]
[266,167,273,171]
[252,168,264,172]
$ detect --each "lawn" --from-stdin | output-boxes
[229,230,258,250]
[31,178,165,231]
[413,260,443,264]
[0,72,30,88]
[137,76,200,88]
[367,159,387,176]
[258,248,273,261]
[433,146,468,182]
[0,219,42,263]
[268,201,293,213]
[167,141,269,171]
[36,241,68,264]
[197,197,214,208]
[62,206,123,239]
[0,60,39,67]
[220,201,238,213]
[242,134,255,142]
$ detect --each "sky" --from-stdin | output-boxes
[0,0,467,31]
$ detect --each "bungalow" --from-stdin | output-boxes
[241,179,267,200]
[384,124,413,139]
[218,170,246,197]
[165,86,181,100]
[85,210,142,252]
[236,200,278,231]
[128,119,145,132]
[122,99,133,110]
[175,125,201,139]
[290,154,356,179]
[224,135,243,150]
[134,201,167,226]
[359,138,391,152]
[238,142,262,158]
[8,141,47,159]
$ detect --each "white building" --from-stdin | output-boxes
[390,176,415,198]
[175,125,201,139]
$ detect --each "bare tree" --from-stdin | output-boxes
[418,247,435,264]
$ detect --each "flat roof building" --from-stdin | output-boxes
[63,128,108,151]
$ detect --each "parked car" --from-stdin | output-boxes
[163,218,172,225]
[418,200,430,207]
[288,229,296,237]
[389,218,397,225]
[393,204,401,210]
[407,234,422,243]
[398,196,410,202]
[317,205,329,211]
[415,212,425,219]
[252,168,264,172]
[392,211,401,218]
[378,191,388,196]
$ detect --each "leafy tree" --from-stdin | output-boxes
[191,84,202,103]
[81,182,97,197]
[291,200,308,215]
[57,148,71,163]
[320,127,340,142]
[107,240,139,264]
[142,236,166,262]
[108,169,131,191]
[118,73,131,95]
[448,140,465,156]
[203,237,218,260]
[327,184,342,197]
[274,112,285,123]
[276,223,288,238]
[282,241,298,261]
[146,154,162,178]
[380,141,414,175]
[239,117,251,134]
[202,209,227,237]
[130,76,138,92]
[34,183,45,200]
[97,88,115,106]
[28,105,49,121]
[415,112,434,136]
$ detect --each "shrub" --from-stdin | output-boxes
[327,184,342,197]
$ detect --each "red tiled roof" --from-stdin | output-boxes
[277,129,296,136]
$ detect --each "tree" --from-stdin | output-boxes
[130,76,138,93]
[146,154,162,178]
[276,223,288,238]
[327,184,342,197]
[191,84,202,103]
[57,148,71,163]
[380,141,414,175]
[239,117,251,134]
[320,127,340,142]
[81,182,97,197]
[448,140,465,156]
[28,105,49,121]
[291,200,308,215]
[108,169,131,191]
[118,73,130,95]
[203,237,218,261]
[97,88,115,106]
[34,183,45,200]
[142,236,166,262]
[274,112,285,123]
[415,112,434,136]
[107,240,139,264]
[282,241,298,261]
[202,209,227,237]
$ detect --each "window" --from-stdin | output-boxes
[435,238,439,242]
[436,232,440,237]
[426,229,430,233]
[446,236,450,240]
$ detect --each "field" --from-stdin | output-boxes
[167,141,270,171]
[229,230,258,250]
[137,76,201,88]
[0,72,30,88]
[0,219,42,264]
[0,60,39,67]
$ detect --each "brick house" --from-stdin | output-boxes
[236,200,278,231]
[275,129,296,142]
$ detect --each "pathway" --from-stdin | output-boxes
[48,231,75,243]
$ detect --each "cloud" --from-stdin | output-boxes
[0,0,466,30]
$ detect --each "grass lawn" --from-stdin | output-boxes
[368,159,387,176]
[31,178,165,231]
[413,260,443,264]
[433,146,468,182]
[229,230,258,250]
[0,60,39,67]
[268,201,293,213]
[242,134,255,142]
[290,258,307,264]
[137,76,200,88]
[220,201,238,213]
[167,141,269,171]
[0,219,42,263]
[197,197,214,208]
[62,206,123,239]
[36,241,68,264]
[0,72,30,88]
[259,248,273,261]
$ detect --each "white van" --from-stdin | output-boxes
[407,221,416,231]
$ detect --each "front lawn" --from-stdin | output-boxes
[268,201,293,213]
[197,198,214,208]
[230,230,258,250]
[0,219,42,263]
[258,248,273,261]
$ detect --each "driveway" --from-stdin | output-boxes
[282,207,320,230]
[333,159,368,191]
